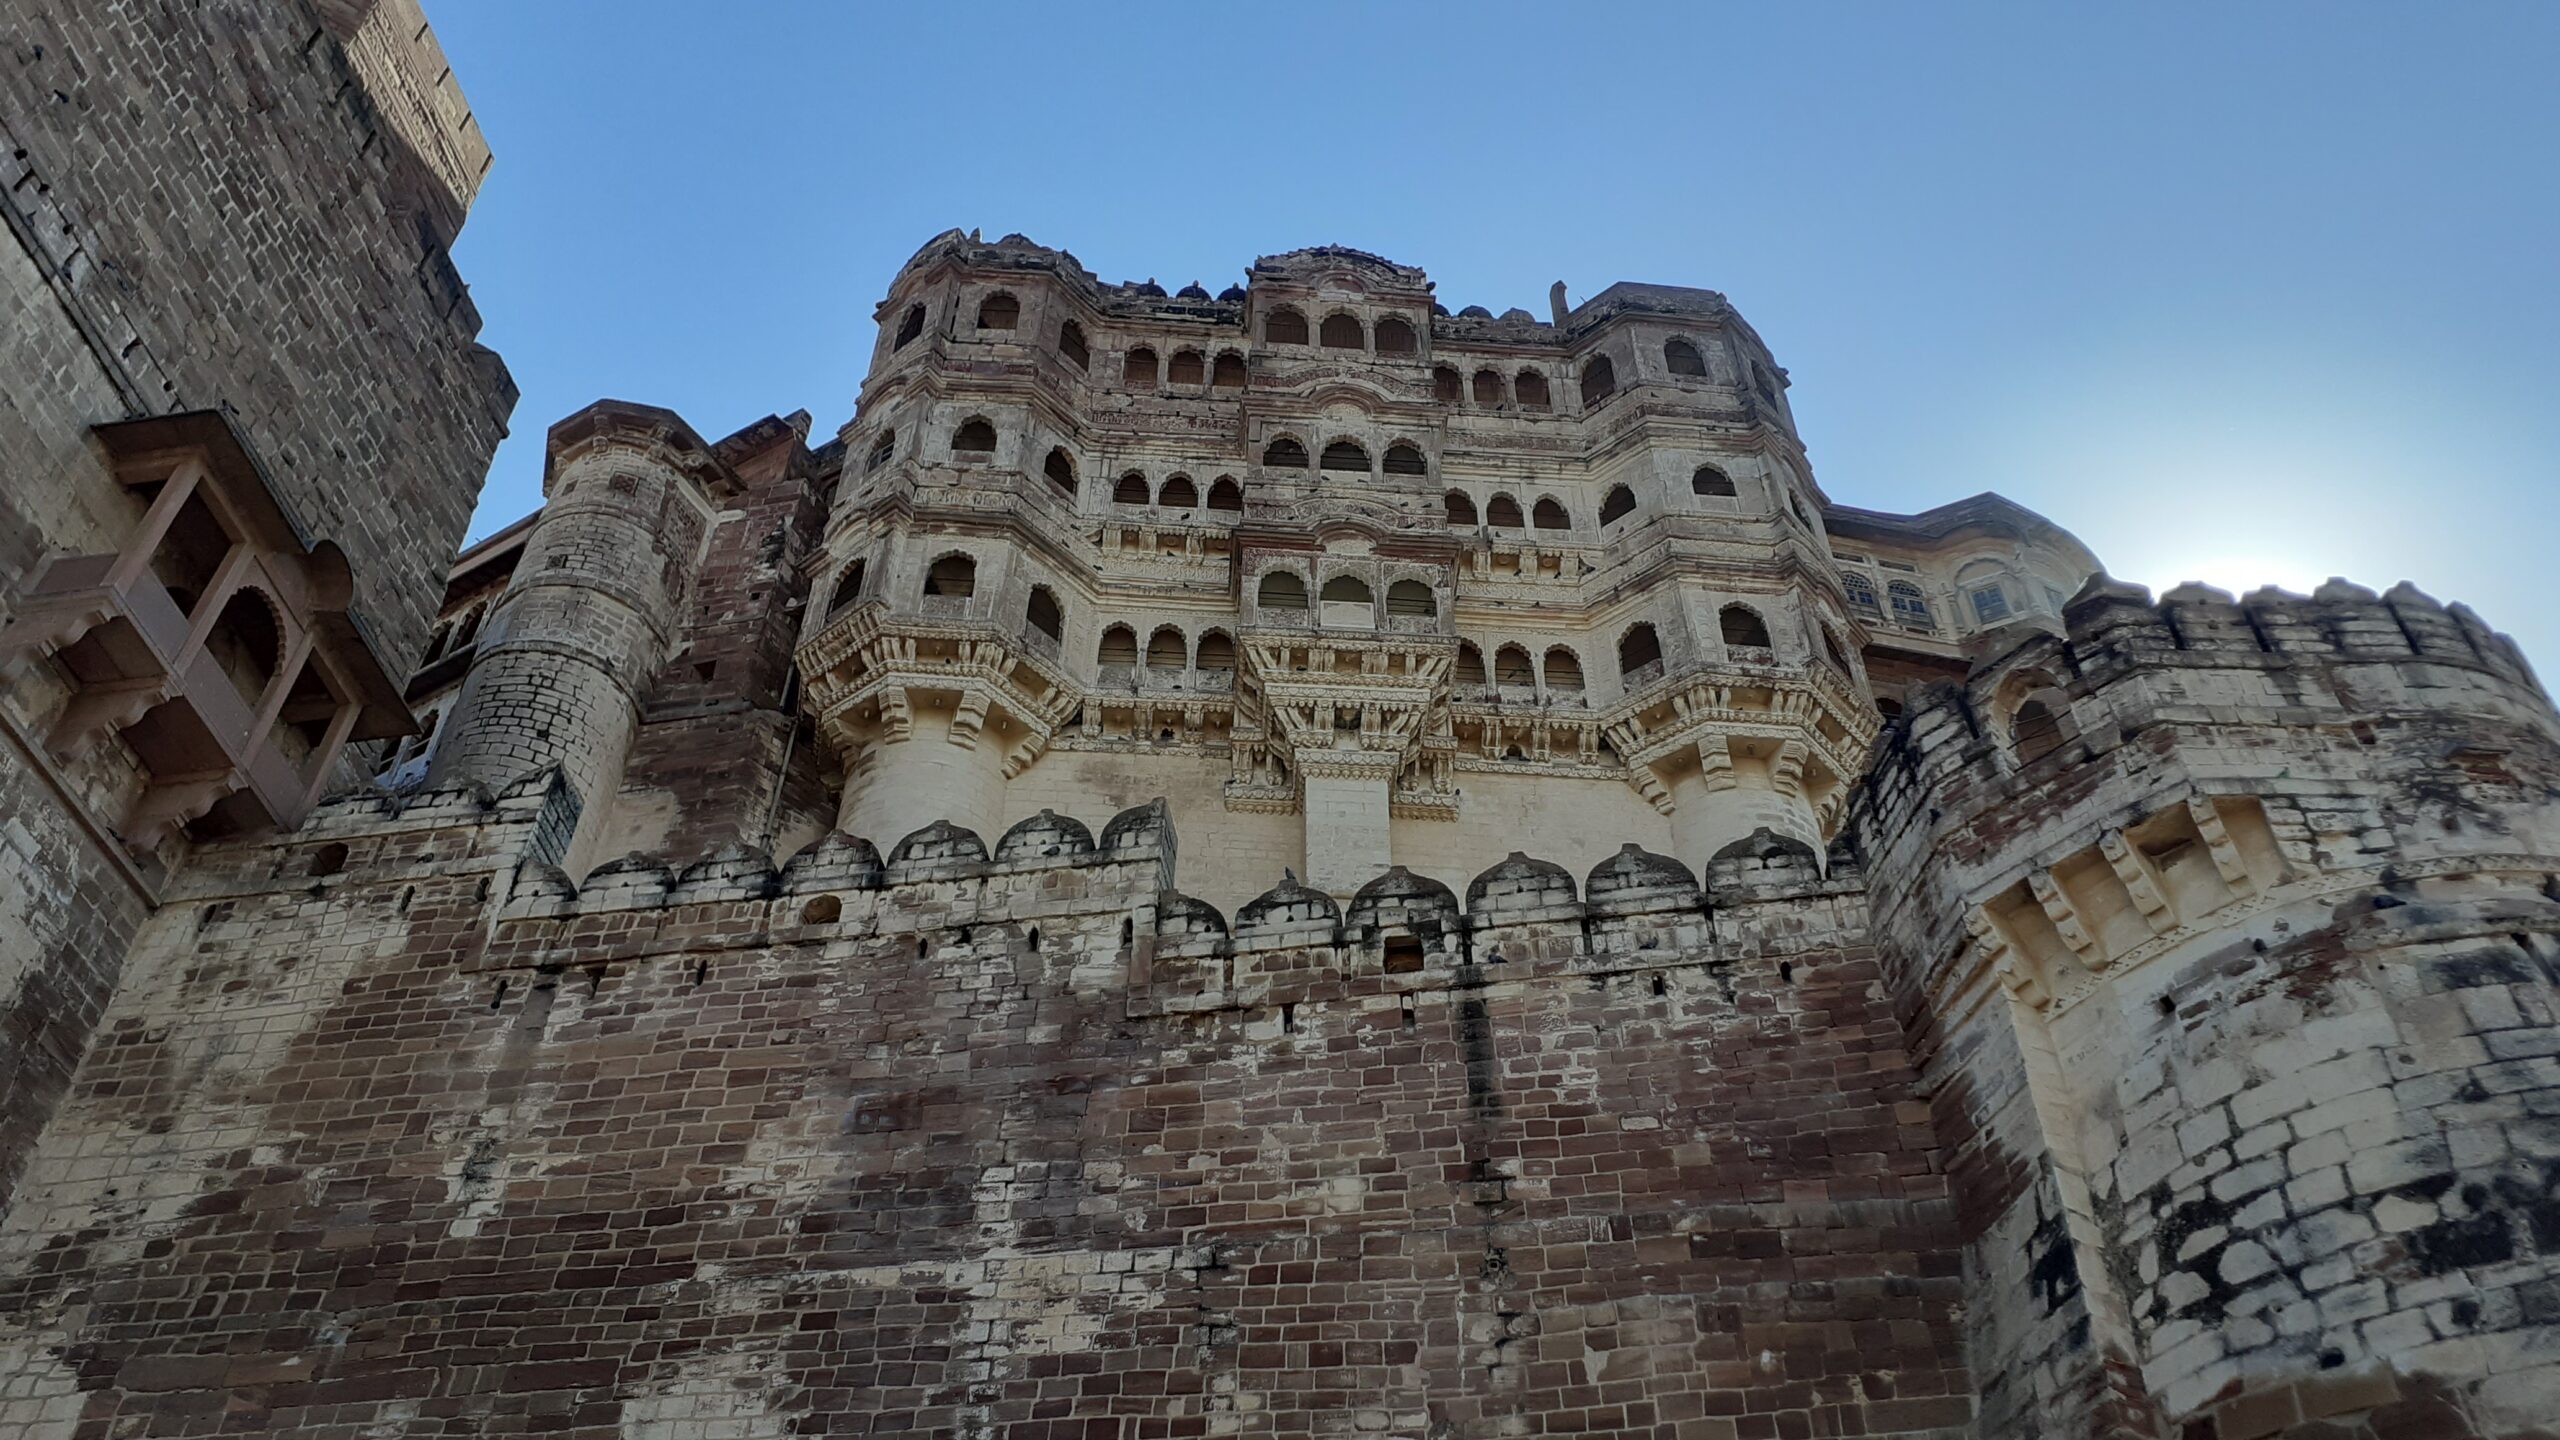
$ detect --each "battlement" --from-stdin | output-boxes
[1856,575,2551,881]
[1847,573,2560,1435]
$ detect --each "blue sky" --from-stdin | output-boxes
[435,2,2560,666]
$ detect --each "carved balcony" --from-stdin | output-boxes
[0,412,412,848]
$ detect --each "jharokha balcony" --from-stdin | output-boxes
[0,412,413,852]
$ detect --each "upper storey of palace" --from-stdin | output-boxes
[812,230,2100,699]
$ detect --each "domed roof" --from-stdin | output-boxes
[1176,282,1212,300]
[1237,874,1342,929]
[1466,852,1577,913]
[994,809,1096,861]
[1585,843,1699,903]
[886,818,988,869]
[1346,866,1460,932]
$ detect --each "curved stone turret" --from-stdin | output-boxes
[1854,575,2560,1438]
[428,403,734,866]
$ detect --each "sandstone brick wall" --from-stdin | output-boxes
[0,786,1973,1437]
[600,415,835,866]
[431,416,722,867]
[1856,579,2560,1438]
[1,0,514,669]
[0,0,511,1218]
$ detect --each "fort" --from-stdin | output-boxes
[3,6,2558,1437]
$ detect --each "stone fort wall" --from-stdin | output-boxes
[1856,578,2560,1438]
[0,0,514,1218]
[0,784,1972,1438]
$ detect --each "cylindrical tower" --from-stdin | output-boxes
[1857,576,2560,1439]
[429,402,729,866]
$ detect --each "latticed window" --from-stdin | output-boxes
[1889,581,1932,627]
[1844,571,1880,614]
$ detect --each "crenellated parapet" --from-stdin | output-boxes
[1853,574,2560,1439]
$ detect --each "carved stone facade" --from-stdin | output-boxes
[4,20,2560,1436]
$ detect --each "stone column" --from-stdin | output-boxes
[1664,732,1824,875]
[834,690,1011,853]
[1295,745,1396,897]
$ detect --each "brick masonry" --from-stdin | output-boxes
[0,0,513,1221]
[4,13,2559,1431]
[0,792,1972,1437]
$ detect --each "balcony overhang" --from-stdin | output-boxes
[93,410,414,742]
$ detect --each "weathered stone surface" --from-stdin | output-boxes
[5,11,2559,1433]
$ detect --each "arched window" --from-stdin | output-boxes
[894,304,925,349]
[1026,586,1063,640]
[1580,355,1617,408]
[1197,631,1237,672]
[1386,579,1436,617]
[1617,623,1663,679]
[1319,313,1364,349]
[1486,493,1525,528]
[1544,647,1584,692]
[1599,485,1636,525]
[1434,366,1462,403]
[1971,581,2013,624]
[206,588,282,707]
[1791,494,1815,530]
[2013,699,2065,764]
[1445,491,1478,526]
[1320,575,1374,605]
[827,558,867,617]
[1042,447,1077,496]
[1145,627,1186,671]
[1719,604,1773,651]
[450,605,484,651]
[422,622,452,664]
[1265,307,1308,345]
[1212,351,1248,388]
[1098,624,1139,666]
[1754,364,1780,405]
[1168,349,1205,385]
[1375,316,1418,354]
[1058,321,1090,369]
[1383,443,1427,477]
[1113,472,1151,505]
[1472,369,1504,406]
[1263,437,1309,469]
[1320,440,1370,474]
[923,554,977,599]
[1455,642,1489,687]
[1207,477,1244,512]
[1124,347,1159,389]
[977,292,1019,331]
[1531,498,1569,530]
[951,419,996,455]
[1843,571,1881,615]
[1888,581,1933,627]
[1692,464,1737,497]
[1515,370,1550,409]
[1159,475,1199,510]
[1664,339,1707,376]
[1494,644,1535,688]
[1257,570,1309,610]
[867,432,896,472]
